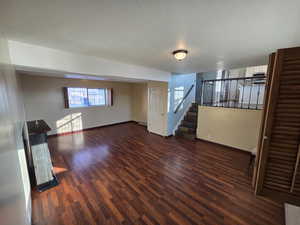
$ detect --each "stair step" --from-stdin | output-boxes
[187,111,197,117]
[181,121,197,129]
[175,130,196,139]
[185,112,197,122]
[175,103,198,140]
[182,133,196,140]
[185,116,197,123]
[189,108,198,113]
[178,126,196,134]
[175,130,183,137]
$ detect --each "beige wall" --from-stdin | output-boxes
[20,74,133,135]
[0,36,31,225]
[131,83,148,125]
[197,106,262,152]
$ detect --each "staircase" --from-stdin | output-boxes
[175,103,198,139]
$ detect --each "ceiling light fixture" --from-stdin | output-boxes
[172,49,188,61]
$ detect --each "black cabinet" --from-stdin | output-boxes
[26,120,58,191]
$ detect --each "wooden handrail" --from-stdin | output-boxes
[174,84,195,113]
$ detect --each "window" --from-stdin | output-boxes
[64,87,113,108]
[67,88,88,108]
[88,88,106,106]
[174,86,184,111]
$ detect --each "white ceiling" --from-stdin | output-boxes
[1,0,300,73]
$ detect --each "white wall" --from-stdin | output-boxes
[147,81,169,136]
[197,106,262,152]
[20,74,133,135]
[0,35,31,225]
[131,83,148,125]
[9,41,171,82]
[285,204,300,225]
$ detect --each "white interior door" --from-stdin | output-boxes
[148,86,166,136]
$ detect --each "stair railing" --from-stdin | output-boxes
[174,83,195,114]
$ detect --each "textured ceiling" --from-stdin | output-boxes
[1,0,300,73]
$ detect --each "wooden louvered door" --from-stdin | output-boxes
[252,53,275,187]
[255,47,300,206]
[291,146,300,195]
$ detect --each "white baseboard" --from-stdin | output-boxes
[137,121,147,126]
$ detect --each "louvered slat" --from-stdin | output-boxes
[255,47,300,205]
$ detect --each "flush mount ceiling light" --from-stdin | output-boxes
[172,49,188,61]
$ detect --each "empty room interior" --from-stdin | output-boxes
[1,1,300,225]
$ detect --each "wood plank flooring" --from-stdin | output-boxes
[32,122,284,225]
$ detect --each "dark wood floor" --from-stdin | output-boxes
[32,123,284,225]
